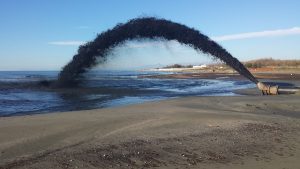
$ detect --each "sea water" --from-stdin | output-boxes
[0,70,255,116]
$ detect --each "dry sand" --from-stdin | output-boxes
[1,82,300,168]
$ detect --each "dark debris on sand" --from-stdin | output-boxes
[1,122,296,169]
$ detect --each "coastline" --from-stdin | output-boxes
[1,78,300,168]
[139,71,300,81]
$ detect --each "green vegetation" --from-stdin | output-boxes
[244,58,300,68]
[163,64,193,68]
[160,58,300,70]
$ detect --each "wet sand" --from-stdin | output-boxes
[1,80,300,168]
[139,72,300,81]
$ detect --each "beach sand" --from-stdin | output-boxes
[1,81,300,168]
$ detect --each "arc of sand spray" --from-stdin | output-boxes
[57,17,259,87]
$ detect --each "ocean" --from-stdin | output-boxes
[0,71,255,116]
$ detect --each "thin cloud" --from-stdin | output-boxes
[48,27,300,46]
[48,41,86,46]
[212,27,300,41]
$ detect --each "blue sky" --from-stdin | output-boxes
[0,0,299,70]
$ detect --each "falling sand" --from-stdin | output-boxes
[57,17,258,87]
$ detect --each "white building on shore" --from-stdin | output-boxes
[192,64,207,69]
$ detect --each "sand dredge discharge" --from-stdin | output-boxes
[56,17,279,94]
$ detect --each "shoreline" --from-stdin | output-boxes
[139,72,300,81]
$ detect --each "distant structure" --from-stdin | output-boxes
[193,64,207,69]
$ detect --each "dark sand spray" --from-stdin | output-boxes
[57,17,258,87]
